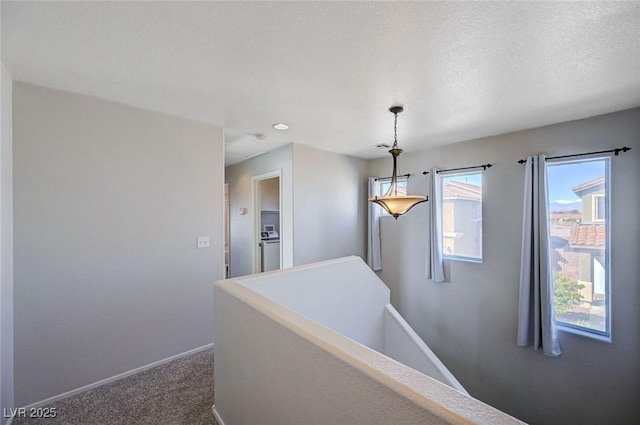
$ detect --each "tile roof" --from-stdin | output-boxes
[568,223,605,249]
[443,181,481,201]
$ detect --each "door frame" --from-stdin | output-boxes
[224,183,230,278]
[251,170,283,274]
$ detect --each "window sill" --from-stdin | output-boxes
[443,255,482,264]
[557,323,611,343]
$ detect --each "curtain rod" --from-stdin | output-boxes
[517,147,631,164]
[421,163,492,175]
[374,173,412,182]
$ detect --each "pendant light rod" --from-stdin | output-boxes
[387,105,404,196]
[390,105,403,149]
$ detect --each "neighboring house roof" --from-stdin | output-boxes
[443,181,481,201]
[572,177,605,196]
[568,223,605,249]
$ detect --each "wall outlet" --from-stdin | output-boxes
[197,236,210,249]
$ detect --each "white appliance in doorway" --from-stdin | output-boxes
[261,240,280,272]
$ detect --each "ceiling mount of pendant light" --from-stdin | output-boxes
[368,106,428,219]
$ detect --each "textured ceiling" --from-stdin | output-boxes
[3,2,640,165]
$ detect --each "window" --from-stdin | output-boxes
[593,194,605,222]
[440,171,482,262]
[547,156,610,338]
[377,177,407,197]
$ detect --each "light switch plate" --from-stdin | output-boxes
[197,236,210,249]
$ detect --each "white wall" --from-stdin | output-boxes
[240,257,389,351]
[12,83,225,406]
[0,63,15,424]
[383,305,467,394]
[292,144,368,266]
[370,107,640,425]
[240,256,465,392]
[225,145,293,277]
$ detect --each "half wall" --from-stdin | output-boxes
[213,257,524,425]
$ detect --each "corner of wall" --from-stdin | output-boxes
[0,62,16,425]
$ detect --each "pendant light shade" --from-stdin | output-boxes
[369,106,427,219]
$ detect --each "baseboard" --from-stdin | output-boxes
[21,343,214,410]
[212,405,226,425]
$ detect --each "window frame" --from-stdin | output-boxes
[546,155,612,341]
[439,170,483,263]
[375,176,409,217]
[592,193,606,223]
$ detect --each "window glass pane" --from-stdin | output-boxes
[547,158,609,335]
[441,172,482,260]
[375,177,408,217]
[378,179,407,196]
[595,195,605,221]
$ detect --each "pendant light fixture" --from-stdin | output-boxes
[368,106,427,219]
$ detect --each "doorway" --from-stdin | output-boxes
[252,170,282,274]
[224,183,230,278]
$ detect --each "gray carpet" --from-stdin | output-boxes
[13,348,217,425]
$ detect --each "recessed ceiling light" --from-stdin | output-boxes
[272,123,289,130]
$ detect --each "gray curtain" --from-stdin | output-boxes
[517,155,561,356]
[367,177,382,271]
[426,168,445,282]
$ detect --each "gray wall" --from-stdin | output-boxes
[225,145,293,277]
[13,83,224,405]
[292,144,368,266]
[0,64,14,424]
[369,108,640,425]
